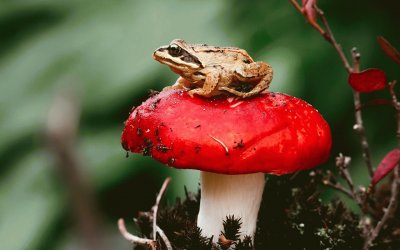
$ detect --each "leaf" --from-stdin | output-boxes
[348,68,387,92]
[302,0,317,24]
[372,148,400,185]
[377,36,400,65]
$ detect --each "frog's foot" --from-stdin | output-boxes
[219,86,259,98]
[188,88,214,98]
[163,85,185,91]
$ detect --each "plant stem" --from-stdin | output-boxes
[364,167,400,249]
[118,219,156,249]
[364,81,400,249]
[315,7,352,73]
[119,177,172,249]
[292,1,375,177]
[152,177,171,240]
[389,81,400,145]
[350,49,374,178]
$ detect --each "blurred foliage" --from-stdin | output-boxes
[0,0,399,249]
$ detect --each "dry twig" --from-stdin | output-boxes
[156,225,173,250]
[152,177,171,240]
[118,218,156,249]
[119,177,172,250]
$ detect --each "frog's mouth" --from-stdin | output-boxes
[170,67,183,75]
[154,54,201,71]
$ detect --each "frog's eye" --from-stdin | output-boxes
[168,44,182,57]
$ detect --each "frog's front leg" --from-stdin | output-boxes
[220,62,273,98]
[188,72,220,97]
[163,77,191,91]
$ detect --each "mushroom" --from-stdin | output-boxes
[121,89,331,241]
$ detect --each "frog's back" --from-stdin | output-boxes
[192,44,254,65]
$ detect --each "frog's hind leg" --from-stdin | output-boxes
[221,62,273,98]
[188,73,220,97]
[219,86,248,97]
[219,75,272,98]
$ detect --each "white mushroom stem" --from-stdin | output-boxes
[197,171,265,241]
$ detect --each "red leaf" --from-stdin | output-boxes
[302,0,317,24]
[348,68,387,92]
[377,36,400,65]
[372,148,400,185]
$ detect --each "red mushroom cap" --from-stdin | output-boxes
[121,89,331,175]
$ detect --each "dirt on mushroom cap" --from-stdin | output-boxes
[121,89,331,175]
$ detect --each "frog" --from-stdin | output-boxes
[152,39,273,98]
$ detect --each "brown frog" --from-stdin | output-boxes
[153,39,273,98]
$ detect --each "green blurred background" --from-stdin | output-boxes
[0,0,399,249]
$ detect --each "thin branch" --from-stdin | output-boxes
[292,0,375,178]
[290,0,325,34]
[152,177,171,240]
[118,219,156,249]
[289,0,302,13]
[351,47,361,72]
[363,81,400,249]
[315,6,353,73]
[317,4,375,179]
[350,48,374,178]
[389,81,400,145]
[352,94,374,178]
[322,179,354,200]
[119,177,171,249]
[364,167,400,249]
[335,154,355,192]
[291,2,400,248]
[156,225,173,250]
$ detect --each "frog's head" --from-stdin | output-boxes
[153,39,203,73]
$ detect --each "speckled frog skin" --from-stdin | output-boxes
[153,39,273,98]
